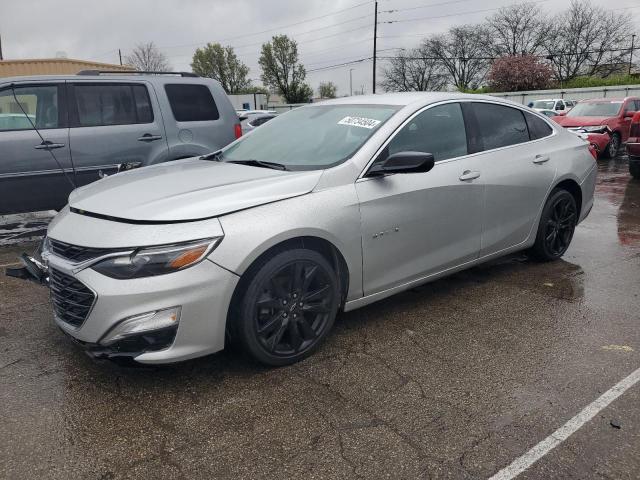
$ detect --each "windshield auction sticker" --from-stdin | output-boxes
[338,116,382,129]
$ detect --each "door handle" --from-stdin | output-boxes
[533,154,550,164]
[459,170,481,181]
[34,141,65,150]
[137,134,163,142]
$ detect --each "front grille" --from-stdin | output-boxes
[49,268,96,328]
[49,239,115,263]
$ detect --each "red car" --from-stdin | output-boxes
[553,97,640,158]
[627,111,640,179]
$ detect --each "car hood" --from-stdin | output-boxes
[68,158,323,222]
[554,116,610,127]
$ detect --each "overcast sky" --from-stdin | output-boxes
[1,0,639,96]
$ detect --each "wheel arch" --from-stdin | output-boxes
[224,235,351,343]
[553,177,583,215]
[233,235,350,304]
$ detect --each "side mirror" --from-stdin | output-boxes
[367,151,435,176]
[624,110,636,119]
[556,104,565,111]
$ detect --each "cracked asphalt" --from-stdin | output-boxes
[1,155,639,479]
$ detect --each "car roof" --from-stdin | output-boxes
[312,92,526,109]
[580,97,639,103]
[0,74,223,88]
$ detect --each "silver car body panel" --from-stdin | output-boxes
[44,92,597,363]
[68,158,323,222]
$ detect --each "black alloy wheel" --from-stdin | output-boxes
[531,189,577,261]
[235,249,340,366]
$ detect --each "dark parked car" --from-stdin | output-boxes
[627,111,640,179]
[0,71,240,215]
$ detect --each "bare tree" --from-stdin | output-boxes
[125,42,171,72]
[541,0,633,81]
[380,44,448,92]
[487,3,546,56]
[426,25,493,90]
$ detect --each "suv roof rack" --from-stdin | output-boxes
[76,70,199,77]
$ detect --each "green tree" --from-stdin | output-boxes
[318,81,338,98]
[259,35,313,103]
[191,43,251,94]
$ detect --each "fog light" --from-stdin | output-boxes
[100,307,181,346]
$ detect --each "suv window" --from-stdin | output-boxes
[386,102,468,161]
[472,103,529,150]
[0,85,60,131]
[73,84,153,127]
[165,84,219,122]
[524,112,553,140]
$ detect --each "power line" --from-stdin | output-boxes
[380,0,479,14]
[158,1,371,50]
[381,0,550,24]
[307,57,373,72]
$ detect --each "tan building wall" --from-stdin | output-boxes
[0,58,132,78]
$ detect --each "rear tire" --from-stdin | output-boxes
[233,249,340,366]
[630,160,640,179]
[530,189,577,262]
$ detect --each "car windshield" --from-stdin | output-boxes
[567,102,622,117]
[221,104,399,170]
[533,100,555,109]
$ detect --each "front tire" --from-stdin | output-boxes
[604,133,621,158]
[234,249,340,366]
[531,189,578,262]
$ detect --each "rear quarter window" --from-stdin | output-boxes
[524,112,554,140]
[164,84,219,122]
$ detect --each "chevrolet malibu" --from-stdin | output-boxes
[40,93,597,366]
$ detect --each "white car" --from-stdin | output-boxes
[530,99,575,113]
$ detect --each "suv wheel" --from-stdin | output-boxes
[605,133,621,158]
[530,189,577,261]
[234,249,340,366]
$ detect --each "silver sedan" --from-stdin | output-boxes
[41,93,596,366]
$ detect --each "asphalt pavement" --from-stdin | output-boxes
[1,155,639,479]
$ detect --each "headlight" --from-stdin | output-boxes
[580,125,609,134]
[92,237,221,279]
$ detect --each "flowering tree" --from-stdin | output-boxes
[488,55,553,91]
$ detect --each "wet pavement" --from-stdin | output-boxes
[1,156,639,479]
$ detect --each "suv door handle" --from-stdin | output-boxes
[533,154,550,164]
[459,170,480,181]
[34,141,65,150]
[137,134,163,142]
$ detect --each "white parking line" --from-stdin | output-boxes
[490,366,640,480]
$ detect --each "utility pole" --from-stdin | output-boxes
[349,68,354,96]
[630,34,637,76]
[372,1,378,94]
[118,49,122,65]
[0,34,4,61]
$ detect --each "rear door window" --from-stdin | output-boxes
[472,103,530,150]
[72,83,154,127]
[524,112,554,140]
[164,84,219,122]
